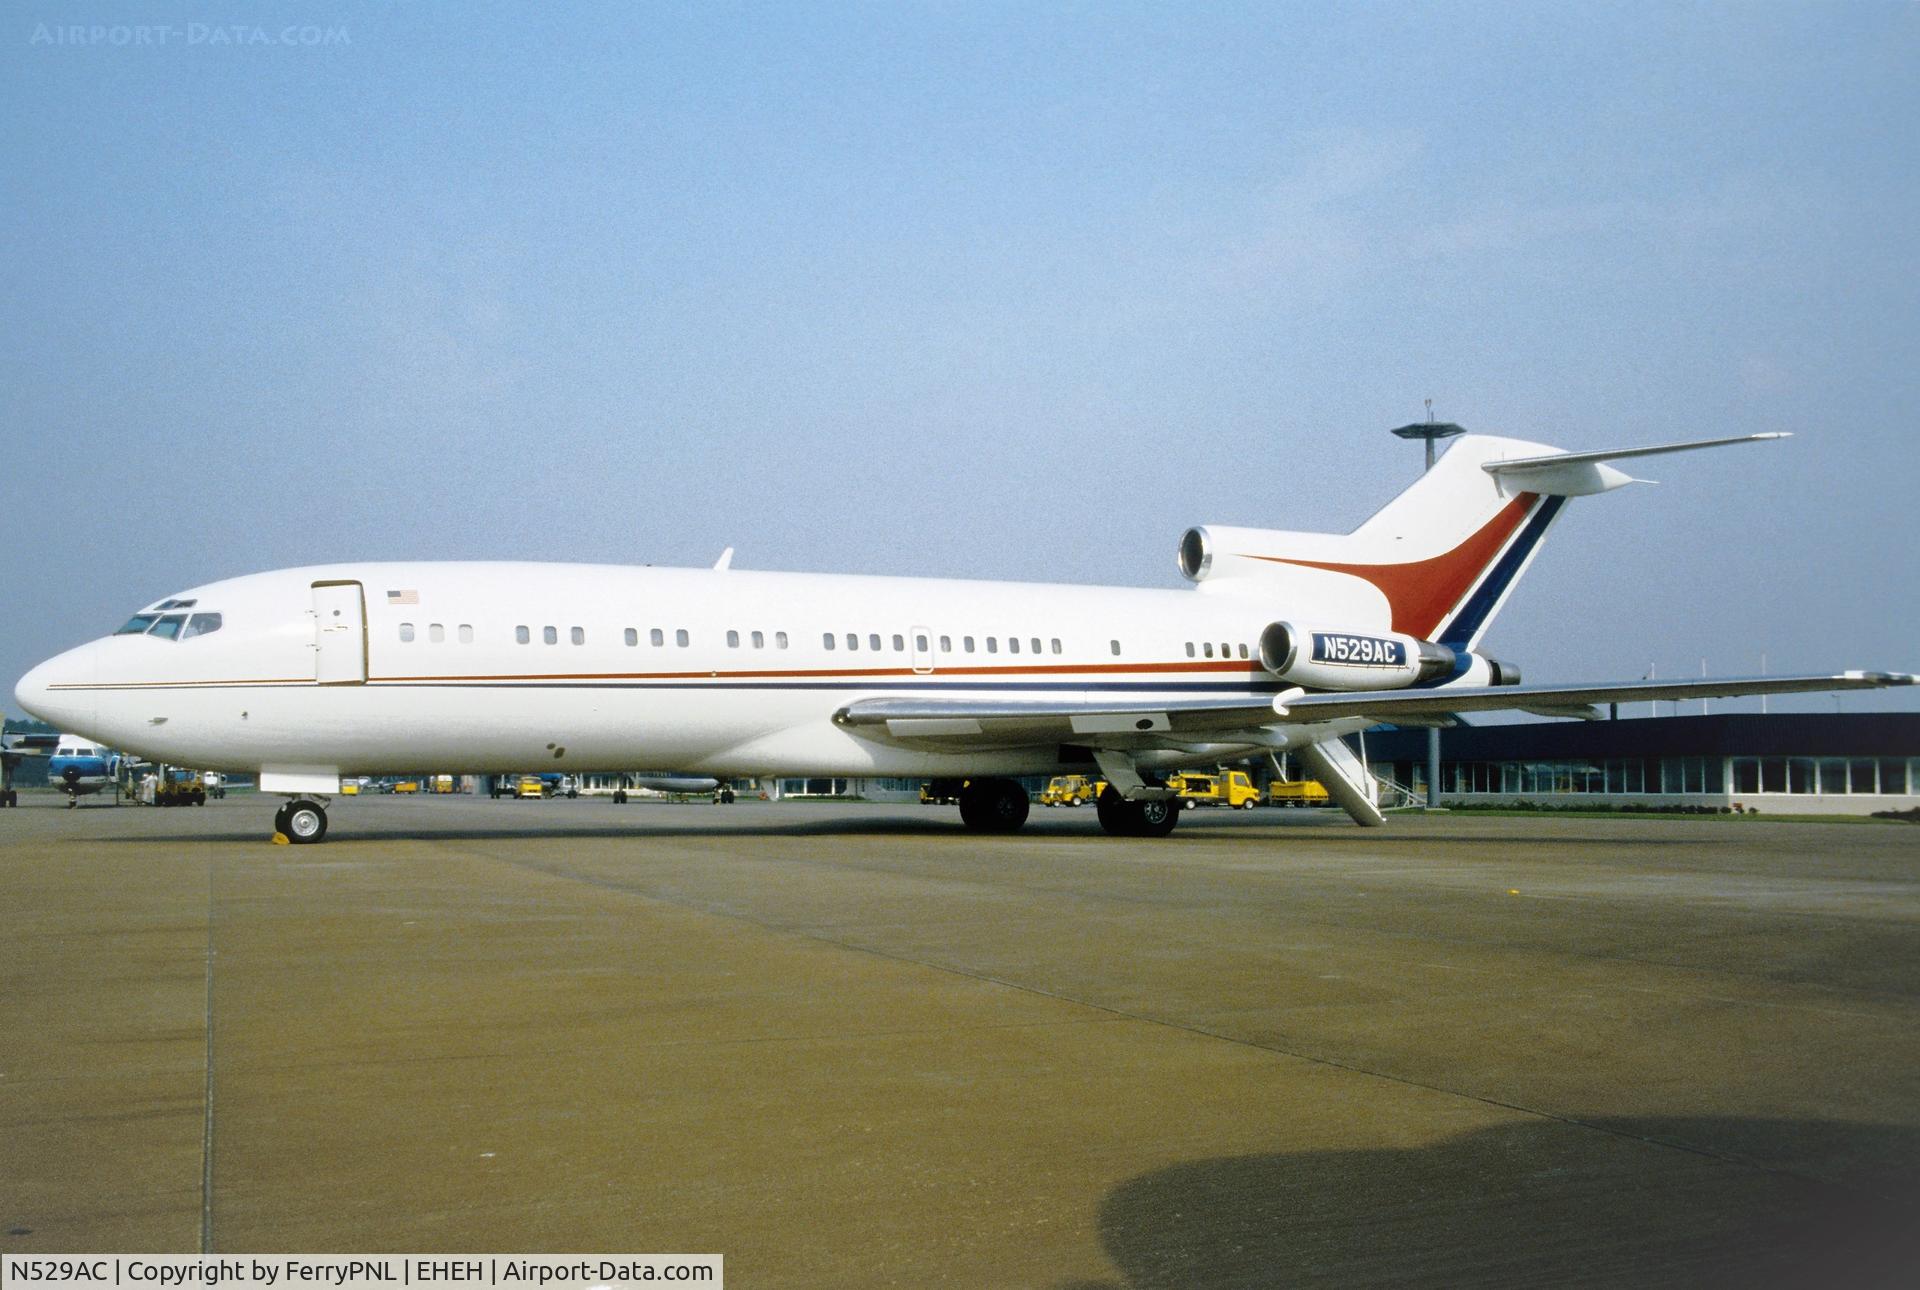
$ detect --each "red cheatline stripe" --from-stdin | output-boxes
[51,660,1267,688]
[1247,493,1539,638]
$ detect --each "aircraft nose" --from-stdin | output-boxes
[14,648,97,733]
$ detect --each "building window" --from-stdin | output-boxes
[624,628,638,646]
[459,624,473,644]
[429,623,444,643]
[399,623,415,642]
[571,626,585,646]
[543,626,558,645]
[1881,759,1909,795]
[651,628,664,647]
[676,629,689,647]
[516,625,530,644]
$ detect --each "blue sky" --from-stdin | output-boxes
[3,1,1915,713]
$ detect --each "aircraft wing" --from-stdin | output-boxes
[833,671,1915,748]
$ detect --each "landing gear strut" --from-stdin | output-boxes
[1096,787,1180,838]
[958,778,1030,832]
[274,797,329,844]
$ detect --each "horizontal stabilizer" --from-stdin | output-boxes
[1482,433,1789,496]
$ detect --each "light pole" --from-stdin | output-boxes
[1390,409,1466,809]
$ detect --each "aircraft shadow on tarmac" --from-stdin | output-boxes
[1058,1117,1919,1290]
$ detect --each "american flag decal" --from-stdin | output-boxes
[386,589,419,605]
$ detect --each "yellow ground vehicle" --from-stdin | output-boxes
[1269,778,1332,808]
[340,780,360,796]
[1039,775,1099,807]
[1167,769,1262,810]
[153,769,207,807]
[392,780,420,794]
[432,774,456,794]
[515,775,547,799]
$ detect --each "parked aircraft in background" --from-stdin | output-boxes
[14,432,1912,843]
[0,726,122,807]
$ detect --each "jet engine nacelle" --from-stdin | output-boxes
[1258,621,1458,691]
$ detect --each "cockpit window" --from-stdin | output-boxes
[116,614,159,635]
[155,598,198,610]
[148,613,187,640]
[181,613,223,640]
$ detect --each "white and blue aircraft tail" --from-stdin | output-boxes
[13,430,1913,842]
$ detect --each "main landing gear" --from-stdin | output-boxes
[1096,786,1180,838]
[957,778,1031,833]
[273,797,329,844]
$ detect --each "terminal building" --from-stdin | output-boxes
[1360,712,1920,815]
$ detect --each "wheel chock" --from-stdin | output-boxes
[271,831,290,845]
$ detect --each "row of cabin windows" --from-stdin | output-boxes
[1186,641,1251,660]
[821,633,1072,656]
[397,623,473,644]
[397,623,1127,658]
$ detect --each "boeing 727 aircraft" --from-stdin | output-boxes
[14,432,1912,843]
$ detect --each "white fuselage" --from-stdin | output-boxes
[17,562,1367,781]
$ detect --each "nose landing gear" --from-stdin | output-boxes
[273,797,329,844]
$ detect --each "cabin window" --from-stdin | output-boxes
[776,631,789,649]
[428,623,444,643]
[1203,642,1214,658]
[1185,642,1195,658]
[892,634,905,652]
[399,623,416,643]
[869,633,882,651]
[1008,637,1020,654]
[751,631,764,649]
[1110,640,1121,656]
[727,630,740,648]
[651,628,664,646]
[516,625,531,644]
[1030,637,1041,655]
[571,627,585,645]
[1237,643,1249,659]
[182,613,223,640]
[939,635,951,652]
[823,633,836,650]
[675,629,689,647]
[986,637,998,654]
[916,634,929,652]
[459,624,474,644]
[1220,642,1230,658]
[543,626,558,645]
[624,628,638,646]
[846,633,859,651]
[1050,639,1061,655]
[116,614,159,635]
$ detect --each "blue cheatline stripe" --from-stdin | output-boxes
[1438,494,1567,649]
